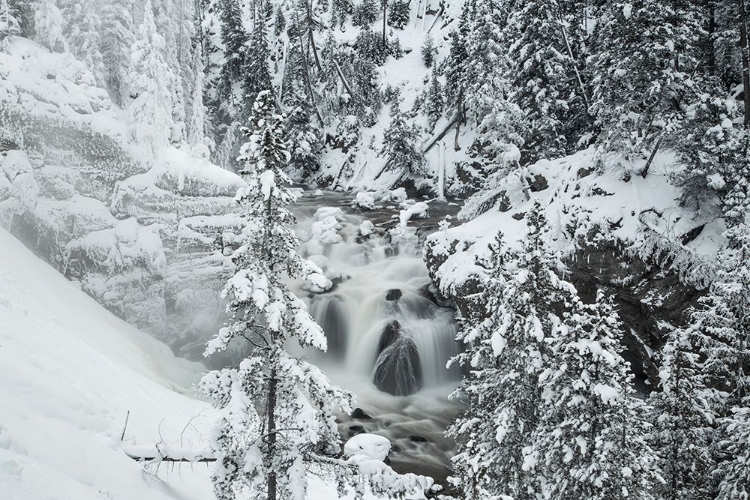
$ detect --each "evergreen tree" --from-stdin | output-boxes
[273,5,285,36]
[421,33,435,67]
[285,93,322,180]
[243,19,273,116]
[352,0,377,27]
[387,0,408,29]
[424,64,443,130]
[33,0,67,52]
[448,201,576,499]
[100,0,135,106]
[201,90,350,500]
[64,0,105,84]
[380,99,424,177]
[128,0,175,154]
[533,291,659,499]
[590,0,701,160]
[0,0,21,36]
[7,0,33,37]
[504,0,588,160]
[218,0,248,93]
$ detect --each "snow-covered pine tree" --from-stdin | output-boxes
[387,0,408,29]
[711,223,750,499]
[100,0,135,107]
[217,0,248,106]
[421,33,435,67]
[201,90,349,500]
[533,290,660,499]
[447,200,576,499]
[380,98,425,179]
[33,0,67,52]
[187,41,212,155]
[64,0,105,84]
[504,0,588,161]
[273,4,285,36]
[128,0,175,154]
[243,16,272,116]
[0,0,21,36]
[590,0,701,162]
[424,64,443,131]
[650,321,719,500]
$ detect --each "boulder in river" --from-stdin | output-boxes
[385,288,402,301]
[373,327,423,396]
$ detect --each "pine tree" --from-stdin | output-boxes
[33,0,67,52]
[64,0,105,84]
[128,0,175,154]
[387,0,408,29]
[243,19,273,116]
[380,99,424,177]
[504,0,588,160]
[0,0,21,36]
[187,42,212,155]
[590,0,701,160]
[201,90,348,500]
[273,4,285,36]
[218,0,248,86]
[424,64,443,130]
[421,33,435,67]
[285,93,322,180]
[533,291,659,499]
[100,0,135,106]
[711,224,750,499]
[352,0,377,27]
[448,201,577,499]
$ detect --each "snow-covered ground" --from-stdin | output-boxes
[0,227,430,500]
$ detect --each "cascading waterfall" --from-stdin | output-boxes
[289,191,464,485]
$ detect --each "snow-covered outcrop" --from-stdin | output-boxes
[0,39,244,358]
[425,149,725,382]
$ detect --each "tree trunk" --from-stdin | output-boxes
[453,91,464,151]
[382,0,388,47]
[267,369,278,500]
[740,0,750,126]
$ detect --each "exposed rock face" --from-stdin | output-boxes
[424,234,702,388]
[0,41,245,363]
[386,288,403,301]
[374,320,423,396]
[567,240,702,384]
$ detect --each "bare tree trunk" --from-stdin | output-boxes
[454,91,464,151]
[740,0,750,126]
[306,0,323,73]
[267,369,278,500]
[382,0,388,47]
[294,12,324,127]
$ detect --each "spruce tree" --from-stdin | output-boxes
[421,33,435,67]
[243,19,273,115]
[64,0,105,84]
[448,201,577,499]
[33,0,67,52]
[424,64,443,131]
[100,0,135,106]
[128,0,175,153]
[201,90,349,500]
[532,291,659,499]
[380,98,424,177]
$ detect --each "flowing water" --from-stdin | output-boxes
[290,190,464,486]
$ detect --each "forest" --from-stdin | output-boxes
[0,0,749,499]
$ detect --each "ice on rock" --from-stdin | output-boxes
[353,191,377,210]
[344,433,392,462]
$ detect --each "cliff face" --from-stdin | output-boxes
[423,149,722,388]
[0,38,244,361]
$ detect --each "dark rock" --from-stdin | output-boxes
[351,408,372,420]
[528,173,548,192]
[373,334,423,396]
[419,283,453,308]
[377,320,402,354]
[391,444,403,453]
[512,212,525,221]
[577,166,594,179]
[408,435,429,443]
[386,288,402,301]
[348,425,366,437]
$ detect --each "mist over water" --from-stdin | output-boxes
[289,190,464,485]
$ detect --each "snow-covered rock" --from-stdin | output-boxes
[344,434,392,462]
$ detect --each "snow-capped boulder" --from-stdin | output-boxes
[344,433,391,462]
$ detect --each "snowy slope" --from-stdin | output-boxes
[0,227,214,500]
[0,228,426,500]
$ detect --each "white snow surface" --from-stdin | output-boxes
[0,228,419,499]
